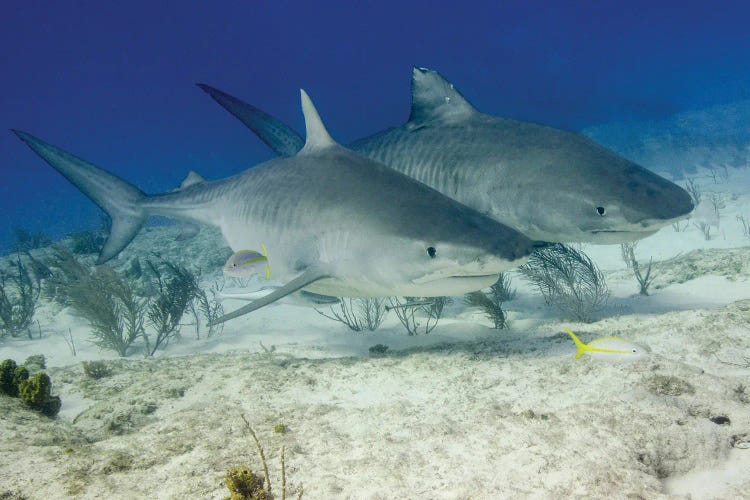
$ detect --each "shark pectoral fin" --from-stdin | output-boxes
[208,268,331,326]
[196,84,304,157]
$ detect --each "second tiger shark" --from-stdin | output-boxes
[14,91,535,325]
[199,67,694,244]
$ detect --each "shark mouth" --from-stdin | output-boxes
[411,272,500,285]
[410,273,501,296]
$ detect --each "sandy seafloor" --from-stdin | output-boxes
[1,167,750,499]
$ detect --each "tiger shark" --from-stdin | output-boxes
[199,68,694,244]
[13,91,536,325]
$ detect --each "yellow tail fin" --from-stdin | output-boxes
[261,243,271,280]
[565,329,588,359]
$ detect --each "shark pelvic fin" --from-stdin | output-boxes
[208,267,331,325]
[299,89,337,153]
[409,67,477,125]
[197,84,304,157]
[12,130,147,263]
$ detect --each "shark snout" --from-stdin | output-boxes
[661,185,695,220]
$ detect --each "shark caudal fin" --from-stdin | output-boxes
[13,130,147,263]
[197,83,304,157]
[565,329,588,359]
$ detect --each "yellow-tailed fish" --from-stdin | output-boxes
[565,329,647,363]
[223,244,271,279]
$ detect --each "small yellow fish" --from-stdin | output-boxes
[565,329,647,363]
[223,244,271,279]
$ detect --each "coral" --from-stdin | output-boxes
[18,372,61,417]
[1,359,20,396]
[225,467,271,500]
[273,424,287,435]
[368,344,389,356]
[23,354,46,372]
[225,416,303,500]
[1,359,30,398]
[645,375,695,397]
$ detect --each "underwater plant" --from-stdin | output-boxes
[143,260,199,356]
[620,242,656,296]
[191,278,225,339]
[11,226,52,253]
[519,243,609,323]
[684,178,702,205]
[316,297,388,332]
[82,360,113,379]
[78,264,146,357]
[49,248,146,357]
[69,229,107,255]
[0,254,40,339]
[45,246,95,306]
[225,415,303,499]
[738,214,750,239]
[388,296,450,335]
[464,273,515,329]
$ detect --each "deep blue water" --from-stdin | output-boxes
[2,0,750,253]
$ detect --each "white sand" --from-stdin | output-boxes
[1,167,749,499]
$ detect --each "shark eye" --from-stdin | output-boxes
[427,247,437,259]
[632,349,637,353]
[596,206,606,216]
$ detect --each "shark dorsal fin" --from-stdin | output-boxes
[299,89,336,153]
[409,67,477,125]
[179,170,205,190]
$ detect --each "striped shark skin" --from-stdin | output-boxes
[199,67,694,245]
[14,90,537,324]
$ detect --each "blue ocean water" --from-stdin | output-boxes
[1,0,750,253]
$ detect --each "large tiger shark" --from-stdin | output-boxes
[13,91,536,325]
[199,68,694,244]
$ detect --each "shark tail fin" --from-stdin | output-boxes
[13,130,148,264]
[197,84,304,157]
[565,329,588,359]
